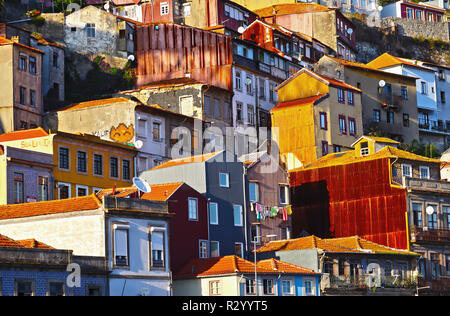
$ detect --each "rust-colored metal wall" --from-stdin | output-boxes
[135,23,232,90]
[290,158,409,249]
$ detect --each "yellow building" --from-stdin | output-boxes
[271,68,363,170]
[229,0,297,11]
[0,128,137,199]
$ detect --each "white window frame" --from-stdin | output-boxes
[279,184,290,205]
[76,184,89,197]
[249,182,259,203]
[402,164,412,178]
[281,279,294,296]
[262,278,275,295]
[152,119,162,142]
[121,158,132,181]
[209,202,219,225]
[233,204,243,227]
[420,166,430,179]
[199,240,208,258]
[149,227,166,270]
[112,224,130,269]
[188,197,199,221]
[137,118,147,139]
[160,2,169,15]
[219,172,229,188]
[303,278,316,296]
[235,242,244,258]
[57,182,71,199]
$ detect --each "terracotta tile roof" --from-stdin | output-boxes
[354,136,400,145]
[0,127,49,142]
[0,195,102,220]
[16,239,55,249]
[255,3,331,17]
[0,234,25,248]
[174,255,319,278]
[148,151,223,171]
[257,235,418,256]
[367,53,434,72]
[136,77,204,90]
[315,72,362,92]
[58,97,139,112]
[111,0,141,5]
[271,94,327,112]
[0,36,44,54]
[98,182,184,201]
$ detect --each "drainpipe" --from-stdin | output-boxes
[242,164,248,255]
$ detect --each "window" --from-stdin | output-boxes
[19,54,27,70]
[188,198,198,221]
[137,119,147,138]
[446,255,450,277]
[246,279,256,295]
[281,280,293,295]
[86,23,95,38]
[76,185,88,197]
[209,202,218,225]
[38,176,49,201]
[245,75,253,95]
[29,56,36,74]
[441,91,446,104]
[236,102,243,122]
[160,2,169,15]
[110,157,119,178]
[387,111,394,124]
[427,205,438,229]
[209,281,220,296]
[204,96,211,116]
[235,71,242,90]
[339,115,347,134]
[20,121,27,130]
[403,114,410,127]
[19,86,26,105]
[58,182,70,199]
[279,185,289,205]
[58,147,69,170]
[29,90,36,107]
[214,98,221,118]
[338,89,345,103]
[48,282,65,296]
[13,173,24,204]
[431,253,440,279]
[416,10,423,20]
[373,109,381,122]
[93,154,103,176]
[235,242,243,258]
[407,8,413,19]
[122,159,131,180]
[443,206,450,229]
[210,241,220,257]
[338,259,345,275]
[319,112,327,130]
[233,205,243,227]
[421,81,427,95]
[219,173,229,188]
[199,240,208,258]
[15,280,33,296]
[401,86,408,100]
[412,203,423,226]
[263,279,274,295]
[420,166,430,179]
[53,53,58,68]
[249,182,259,203]
[334,145,342,153]
[348,118,356,136]
[183,3,191,16]
[304,280,313,296]
[259,79,266,99]
[77,151,87,173]
[150,229,165,269]
[347,91,354,105]
[384,262,392,276]
[152,121,161,141]
[321,141,328,156]
[269,83,275,102]
[402,164,412,177]
[247,104,254,125]
[114,226,129,267]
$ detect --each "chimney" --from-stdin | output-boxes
[0,23,6,38]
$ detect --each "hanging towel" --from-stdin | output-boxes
[286,205,292,215]
[271,206,278,217]
[282,207,288,221]
[250,203,254,212]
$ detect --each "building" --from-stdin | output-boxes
[0,36,44,133]
[271,68,363,171]
[108,0,185,24]
[288,136,450,294]
[381,0,446,22]
[422,0,449,11]
[0,233,108,296]
[97,182,208,274]
[0,127,137,199]
[314,55,420,144]
[256,235,419,296]
[367,53,448,151]
[140,151,249,259]
[173,255,321,296]
[238,151,292,255]
[254,3,357,61]
[0,194,172,296]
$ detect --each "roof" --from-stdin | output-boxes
[0,234,54,249]
[148,151,223,171]
[0,36,44,54]
[135,77,204,90]
[31,32,64,49]
[58,97,139,112]
[174,255,319,278]
[400,0,447,12]
[111,0,141,5]
[256,235,418,256]
[367,53,435,72]
[271,94,327,112]
[254,3,332,17]
[352,135,401,146]
[98,182,184,201]
[0,195,102,221]
[0,127,49,142]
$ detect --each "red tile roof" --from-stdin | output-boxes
[97,182,184,201]
[0,195,102,220]
[255,3,331,17]
[0,127,49,142]
[271,94,326,112]
[0,234,25,248]
[0,36,44,54]
[174,255,319,278]
[0,234,55,249]
[59,97,138,112]
[148,152,223,171]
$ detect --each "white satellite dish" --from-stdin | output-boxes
[378,80,386,87]
[128,55,135,62]
[378,6,383,11]
[133,177,151,194]
[134,140,143,149]
[426,206,435,215]
[104,2,110,11]
[347,28,353,35]
[67,3,81,13]
[237,26,245,34]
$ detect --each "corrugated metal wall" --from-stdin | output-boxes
[290,158,408,249]
[135,23,232,90]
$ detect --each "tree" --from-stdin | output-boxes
[402,139,441,159]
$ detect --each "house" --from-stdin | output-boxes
[140,151,248,259]
[367,53,447,151]
[0,233,108,296]
[238,151,293,255]
[381,0,446,22]
[314,55,420,144]
[0,127,137,199]
[173,255,321,296]
[108,0,184,24]
[0,36,44,133]
[45,96,204,174]
[256,235,419,296]
[271,68,363,170]
[97,182,208,274]
[0,194,172,296]
[254,3,357,61]
[288,135,450,295]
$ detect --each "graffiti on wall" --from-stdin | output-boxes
[110,124,135,144]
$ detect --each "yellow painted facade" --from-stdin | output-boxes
[230,0,297,11]
[277,72,329,102]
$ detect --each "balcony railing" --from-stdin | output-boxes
[404,177,450,193]
[418,277,450,293]
[410,226,450,243]
[321,274,417,290]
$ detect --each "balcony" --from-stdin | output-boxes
[418,277,450,295]
[410,226,450,243]
[381,95,402,112]
[418,119,450,135]
[404,177,450,194]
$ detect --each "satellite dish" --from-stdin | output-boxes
[347,28,353,35]
[237,26,245,34]
[426,206,435,215]
[104,2,110,11]
[128,55,135,62]
[378,6,383,11]
[67,3,81,13]
[133,177,151,194]
[378,80,386,87]
[134,140,143,149]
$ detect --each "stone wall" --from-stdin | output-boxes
[380,17,450,41]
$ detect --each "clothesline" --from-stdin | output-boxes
[250,203,292,221]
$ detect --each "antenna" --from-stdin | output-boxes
[133,177,151,197]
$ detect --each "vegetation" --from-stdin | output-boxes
[52,0,86,13]
[400,139,441,158]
